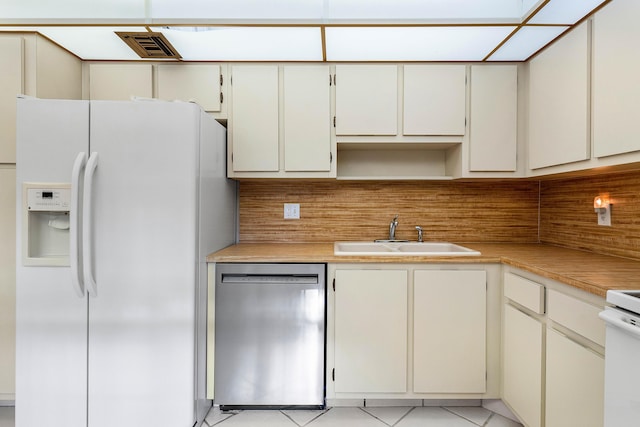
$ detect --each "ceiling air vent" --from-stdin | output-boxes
[116,32,182,59]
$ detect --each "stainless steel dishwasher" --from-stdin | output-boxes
[214,263,326,409]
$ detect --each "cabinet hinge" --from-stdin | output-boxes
[220,92,224,104]
[333,116,336,128]
[220,74,223,86]
[332,368,335,382]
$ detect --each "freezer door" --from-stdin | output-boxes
[15,98,90,427]
[85,101,201,427]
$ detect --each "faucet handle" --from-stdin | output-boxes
[415,226,423,243]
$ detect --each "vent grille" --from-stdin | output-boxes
[116,32,182,59]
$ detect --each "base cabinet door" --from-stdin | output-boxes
[333,269,408,393]
[413,270,486,393]
[503,304,543,427]
[545,328,604,427]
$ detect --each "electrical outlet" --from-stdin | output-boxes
[597,207,611,226]
[284,203,300,219]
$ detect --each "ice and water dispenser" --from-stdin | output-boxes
[22,183,71,266]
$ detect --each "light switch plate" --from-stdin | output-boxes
[284,203,300,219]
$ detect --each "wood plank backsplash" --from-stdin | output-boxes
[540,170,640,260]
[239,180,540,243]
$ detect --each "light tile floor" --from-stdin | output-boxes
[204,405,523,427]
[0,404,523,427]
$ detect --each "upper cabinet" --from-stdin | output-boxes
[528,22,590,171]
[0,34,81,164]
[592,0,640,158]
[156,64,224,114]
[228,64,335,178]
[335,65,397,136]
[88,63,152,100]
[403,65,466,136]
[468,65,518,172]
[334,64,466,138]
[283,65,332,172]
[229,65,279,173]
[0,37,23,164]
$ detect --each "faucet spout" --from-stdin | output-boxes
[389,214,399,240]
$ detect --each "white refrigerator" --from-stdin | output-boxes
[15,97,236,427]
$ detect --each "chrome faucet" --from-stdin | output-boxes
[389,215,399,241]
[415,226,423,243]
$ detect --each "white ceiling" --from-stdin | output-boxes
[0,0,610,62]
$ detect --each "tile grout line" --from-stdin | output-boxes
[358,407,393,426]
[482,412,496,427]
[441,406,486,426]
[391,406,416,427]
[282,407,331,427]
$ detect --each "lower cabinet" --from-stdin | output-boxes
[328,264,497,401]
[413,270,486,393]
[503,304,544,427]
[545,328,604,427]
[502,268,605,427]
[333,269,408,393]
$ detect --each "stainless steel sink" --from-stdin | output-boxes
[333,241,480,256]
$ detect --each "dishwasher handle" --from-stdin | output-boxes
[221,275,319,285]
[600,308,640,339]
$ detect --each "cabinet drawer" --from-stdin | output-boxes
[547,290,605,347]
[504,272,545,314]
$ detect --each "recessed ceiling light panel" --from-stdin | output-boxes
[326,26,516,61]
[527,0,607,24]
[159,27,323,61]
[487,25,569,61]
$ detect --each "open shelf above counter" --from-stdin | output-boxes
[336,141,460,180]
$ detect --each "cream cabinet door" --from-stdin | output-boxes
[89,63,152,100]
[413,270,486,393]
[157,64,221,112]
[469,65,518,171]
[283,65,331,172]
[0,37,23,163]
[335,65,397,136]
[334,269,407,393]
[230,65,279,172]
[503,304,543,427]
[528,22,589,170]
[545,328,604,427]
[593,0,640,158]
[403,65,466,136]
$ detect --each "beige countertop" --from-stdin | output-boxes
[207,242,640,298]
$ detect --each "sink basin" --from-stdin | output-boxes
[334,241,480,256]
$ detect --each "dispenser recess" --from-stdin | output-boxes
[22,183,72,266]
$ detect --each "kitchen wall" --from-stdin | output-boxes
[238,180,540,243]
[540,169,640,260]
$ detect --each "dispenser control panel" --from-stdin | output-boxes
[27,188,71,212]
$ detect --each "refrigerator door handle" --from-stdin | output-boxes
[83,152,99,297]
[70,152,87,298]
